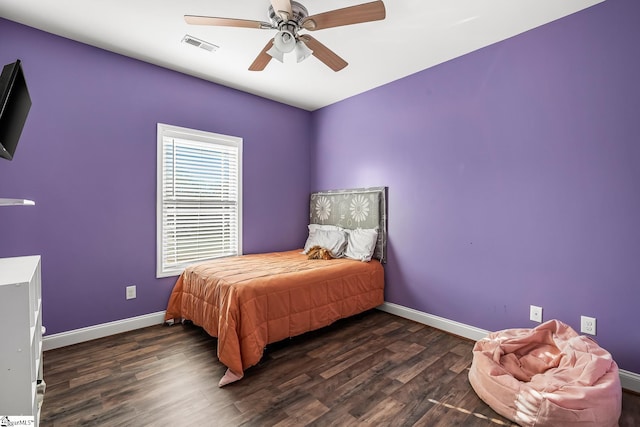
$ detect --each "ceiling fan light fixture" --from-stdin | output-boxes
[295,40,313,63]
[266,44,285,62]
[274,30,296,53]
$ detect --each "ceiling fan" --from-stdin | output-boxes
[184,0,386,72]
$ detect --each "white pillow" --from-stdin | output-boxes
[303,228,348,258]
[303,224,344,252]
[344,228,379,262]
[308,224,343,232]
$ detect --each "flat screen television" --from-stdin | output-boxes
[0,60,32,161]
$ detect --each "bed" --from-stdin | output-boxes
[164,187,387,386]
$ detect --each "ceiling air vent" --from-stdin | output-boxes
[182,35,219,52]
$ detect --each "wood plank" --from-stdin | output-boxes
[39,310,640,426]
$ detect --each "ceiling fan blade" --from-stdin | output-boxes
[299,35,348,72]
[249,39,275,71]
[185,15,273,29]
[270,0,293,21]
[302,1,386,31]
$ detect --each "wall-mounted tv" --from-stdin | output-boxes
[0,60,32,161]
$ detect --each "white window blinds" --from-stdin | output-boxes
[157,124,242,278]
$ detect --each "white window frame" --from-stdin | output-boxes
[156,123,242,278]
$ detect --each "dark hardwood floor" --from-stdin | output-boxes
[40,310,640,426]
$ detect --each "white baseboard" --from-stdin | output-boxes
[620,369,640,393]
[378,302,490,341]
[377,302,640,394]
[42,311,166,351]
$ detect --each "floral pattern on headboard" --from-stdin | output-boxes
[309,187,388,263]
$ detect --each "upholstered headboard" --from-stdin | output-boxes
[309,187,388,263]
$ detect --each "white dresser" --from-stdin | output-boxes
[0,255,43,426]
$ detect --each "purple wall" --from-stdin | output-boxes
[313,0,640,373]
[0,18,311,335]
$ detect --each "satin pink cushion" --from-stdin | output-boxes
[469,320,621,427]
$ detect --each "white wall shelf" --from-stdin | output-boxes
[0,198,35,206]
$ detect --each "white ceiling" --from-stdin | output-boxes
[0,0,604,111]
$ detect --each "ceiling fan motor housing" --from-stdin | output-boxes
[268,1,309,32]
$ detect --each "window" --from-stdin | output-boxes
[156,123,242,278]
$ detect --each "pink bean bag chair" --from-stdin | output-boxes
[469,320,621,427]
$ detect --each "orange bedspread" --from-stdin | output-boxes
[164,250,384,383]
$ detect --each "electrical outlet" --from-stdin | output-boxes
[581,315,596,335]
[126,285,137,300]
[530,305,543,323]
